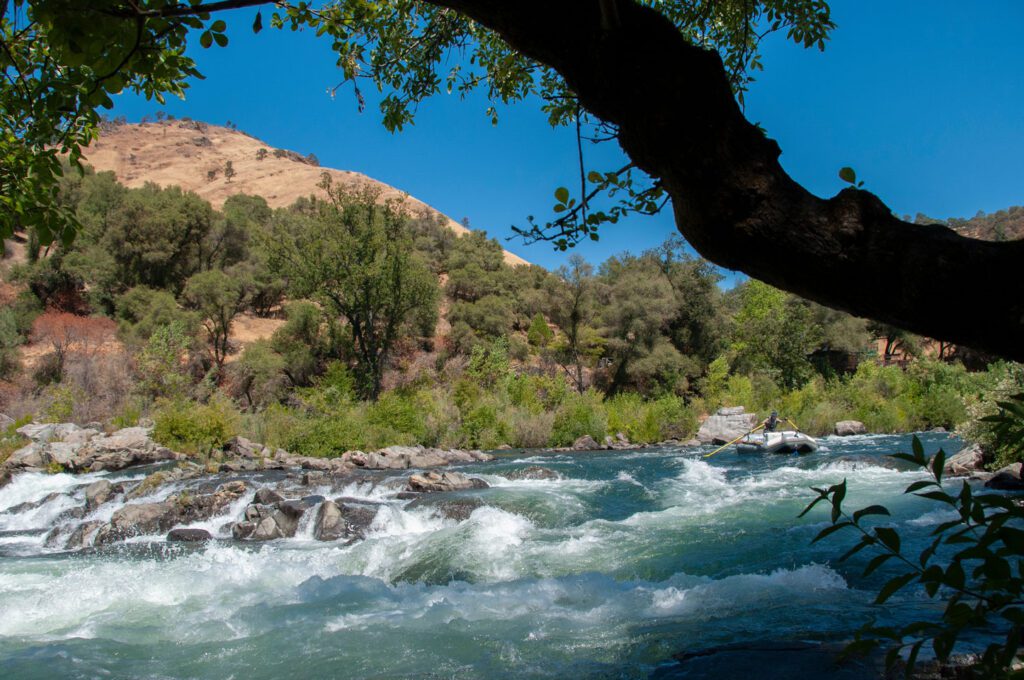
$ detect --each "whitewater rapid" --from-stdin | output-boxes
[0,432,964,678]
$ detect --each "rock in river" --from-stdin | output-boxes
[406,471,488,493]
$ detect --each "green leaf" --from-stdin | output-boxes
[587,170,602,183]
[253,11,263,33]
[554,187,570,204]
[905,480,936,494]
[211,20,227,32]
[213,33,229,47]
[200,31,213,48]
[838,166,857,184]
[875,572,916,604]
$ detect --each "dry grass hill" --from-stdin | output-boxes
[83,119,529,266]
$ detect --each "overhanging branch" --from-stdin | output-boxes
[423,0,1024,361]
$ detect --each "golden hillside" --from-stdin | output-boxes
[83,119,529,266]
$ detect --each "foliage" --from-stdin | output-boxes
[134,321,193,400]
[152,395,239,456]
[264,187,438,399]
[182,268,247,370]
[802,435,1024,678]
[551,390,607,446]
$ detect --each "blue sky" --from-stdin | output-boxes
[109,1,1024,274]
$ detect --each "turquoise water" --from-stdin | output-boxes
[0,433,968,678]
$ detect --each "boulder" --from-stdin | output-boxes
[167,528,213,542]
[943,444,986,477]
[834,420,867,436]
[696,412,759,444]
[5,443,51,470]
[0,413,13,430]
[312,500,378,541]
[572,435,601,451]
[406,470,489,493]
[254,488,285,505]
[224,436,262,459]
[16,423,57,443]
[406,496,484,521]
[100,501,178,542]
[231,521,256,540]
[985,463,1024,491]
[250,515,285,540]
[503,466,562,481]
[408,449,450,468]
[84,479,115,510]
[64,520,105,549]
[716,406,747,416]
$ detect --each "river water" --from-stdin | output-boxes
[0,433,970,678]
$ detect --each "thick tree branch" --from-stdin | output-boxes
[424,0,1024,361]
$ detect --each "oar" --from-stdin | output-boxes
[704,423,765,458]
[785,417,801,432]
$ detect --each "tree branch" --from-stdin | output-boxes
[423,0,1024,361]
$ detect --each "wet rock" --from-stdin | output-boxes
[4,491,63,515]
[985,463,1024,491]
[64,520,105,549]
[167,528,213,542]
[503,466,562,481]
[254,488,285,505]
[696,412,759,444]
[944,443,986,477]
[408,449,450,468]
[98,501,178,542]
[231,521,256,540]
[572,435,600,451]
[250,515,285,540]
[312,500,376,541]
[84,479,115,510]
[406,496,484,521]
[407,470,488,493]
[834,420,867,436]
[218,458,261,473]
[6,443,50,469]
[395,491,420,500]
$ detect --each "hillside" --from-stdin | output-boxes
[83,119,529,266]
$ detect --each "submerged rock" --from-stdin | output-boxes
[406,496,484,521]
[503,466,562,481]
[406,471,488,493]
[834,420,867,436]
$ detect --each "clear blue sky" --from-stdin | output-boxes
[109,1,1024,275]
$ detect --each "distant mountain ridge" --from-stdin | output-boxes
[914,206,1024,242]
[83,119,529,266]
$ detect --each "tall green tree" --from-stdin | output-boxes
[182,268,247,371]
[266,188,438,400]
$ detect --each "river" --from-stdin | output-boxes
[0,432,970,678]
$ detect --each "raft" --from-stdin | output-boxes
[735,430,819,454]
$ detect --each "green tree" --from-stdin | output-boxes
[265,188,438,399]
[547,254,600,393]
[182,268,247,371]
[526,312,553,348]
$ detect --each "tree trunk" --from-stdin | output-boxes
[426,0,1024,361]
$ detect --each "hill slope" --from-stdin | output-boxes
[83,119,529,266]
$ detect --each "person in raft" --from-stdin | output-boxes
[762,411,781,440]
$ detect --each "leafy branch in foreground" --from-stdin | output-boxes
[801,432,1024,678]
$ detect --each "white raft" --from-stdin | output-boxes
[735,430,819,454]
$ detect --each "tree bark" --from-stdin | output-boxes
[425,0,1024,361]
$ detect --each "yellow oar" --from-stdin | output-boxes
[785,417,801,432]
[704,423,765,458]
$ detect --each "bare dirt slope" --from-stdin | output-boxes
[83,120,529,266]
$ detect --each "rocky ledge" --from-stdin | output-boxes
[1,421,493,485]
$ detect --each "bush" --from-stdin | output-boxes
[551,390,606,446]
[152,395,239,455]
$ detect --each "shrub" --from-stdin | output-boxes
[509,409,554,448]
[152,395,239,455]
[551,390,606,446]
